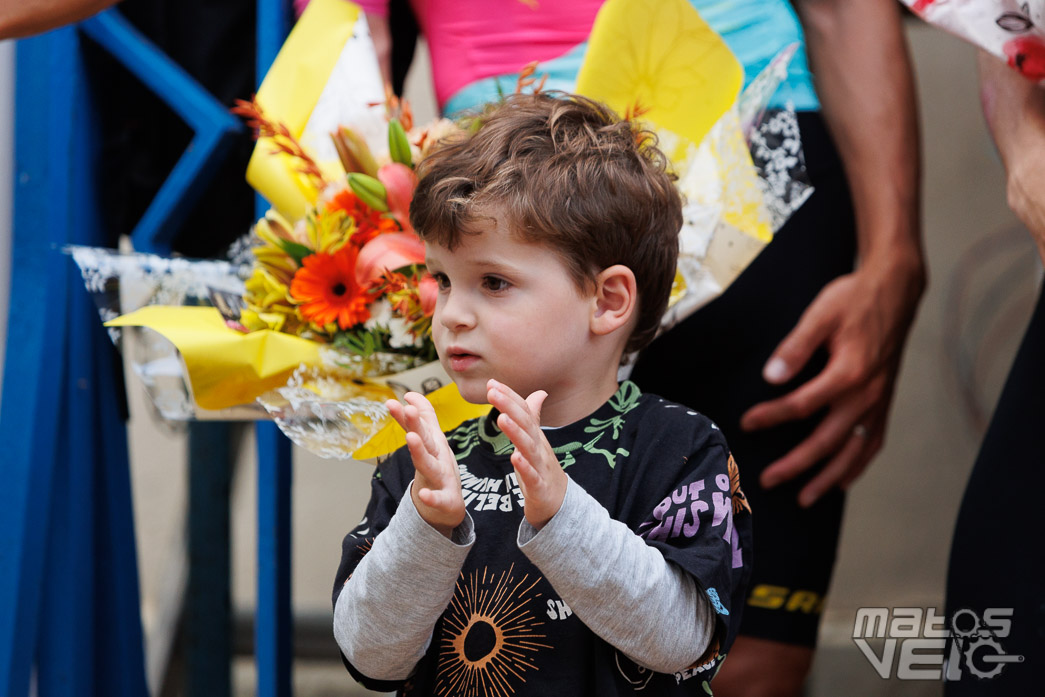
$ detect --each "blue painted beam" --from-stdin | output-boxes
[186,422,234,697]
[255,3,294,695]
[256,422,293,697]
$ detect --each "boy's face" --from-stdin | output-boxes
[424,217,595,407]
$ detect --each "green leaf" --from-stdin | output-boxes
[277,239,314,265]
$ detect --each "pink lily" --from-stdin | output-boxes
[355,232,426,287]
[418,274,438,317]
[377,162,418,232]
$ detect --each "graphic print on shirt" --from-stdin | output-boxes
[435,564,552,697]
[727,454,751,515]
[637,463,746,571]
[450,381,644,476]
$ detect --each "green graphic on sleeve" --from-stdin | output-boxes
[449,382,644,470]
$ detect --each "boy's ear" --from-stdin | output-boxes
[591,265,637,336]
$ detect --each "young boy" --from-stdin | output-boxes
[333,93,752,695]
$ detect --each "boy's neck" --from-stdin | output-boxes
[537,368,623,428]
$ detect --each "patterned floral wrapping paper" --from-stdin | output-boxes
[901,0,1045,82]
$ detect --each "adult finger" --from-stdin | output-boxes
[796,430,867,508]
[742,354,873,431]
[758,399,869,488]
[761,284,842,384]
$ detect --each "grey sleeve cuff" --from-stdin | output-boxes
[518,478,715,674]
[334,484,474,681]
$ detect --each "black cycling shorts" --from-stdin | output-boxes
[631,111,856,648]
[945,286,1045,694]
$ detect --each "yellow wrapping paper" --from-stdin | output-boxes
[575,0,743,151]
[352,385,491,460]
[105,306,488,458]
[106,306,320,410]
[246,0,363,220]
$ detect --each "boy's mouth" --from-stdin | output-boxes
[445,347,480,372]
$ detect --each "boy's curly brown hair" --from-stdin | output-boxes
[410,92,682,353]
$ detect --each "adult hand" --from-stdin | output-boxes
[486,379,567,530]
[740,253,925,507]
[386,392,465,537]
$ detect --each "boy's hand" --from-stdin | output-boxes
[487,380,567,530]
[386,393,465,538]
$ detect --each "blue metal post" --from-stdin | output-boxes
[186,422,235,697]
[256,423,294,697]
[255,2,294,695]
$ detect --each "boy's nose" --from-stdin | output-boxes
[438,292,476,330]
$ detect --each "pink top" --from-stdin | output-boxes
[357,0,604,109]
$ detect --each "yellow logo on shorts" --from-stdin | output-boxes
[747,585,825,614]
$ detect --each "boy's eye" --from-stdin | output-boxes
[482,275,510,292]
[432,272,450,291]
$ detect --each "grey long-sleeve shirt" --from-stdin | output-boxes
[331,383,752,696]
[334,478,715,680]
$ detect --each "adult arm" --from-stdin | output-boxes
[741,0,927,506]
[978,50,1045,263]
[333,489,474,681]
[0,0,119,39]
[519,479,716,674]
[365,11,393,89]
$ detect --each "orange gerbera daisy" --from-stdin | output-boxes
[290,246,372,330]
[325,188,400,249]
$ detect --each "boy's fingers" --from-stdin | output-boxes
[510,450,538,487]
[488,383,540,435]
[417,486,455,511]
[497,412,539,461]
[385,399,408,430]
[404,392,447,455]
[524,390,548,422]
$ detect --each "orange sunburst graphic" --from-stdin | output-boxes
[436,564,551,696]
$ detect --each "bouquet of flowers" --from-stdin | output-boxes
[231,96,438,372]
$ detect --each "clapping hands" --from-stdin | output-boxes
[388,379,567,535]
[486,380,567,530]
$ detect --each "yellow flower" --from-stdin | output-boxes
[305,208,355,255]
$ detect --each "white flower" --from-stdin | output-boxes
[364,299,422,349]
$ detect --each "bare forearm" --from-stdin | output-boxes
[366,11,393,90]
[979,50,1045,257]
[0,0,119,39]
[796,0,923,265]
